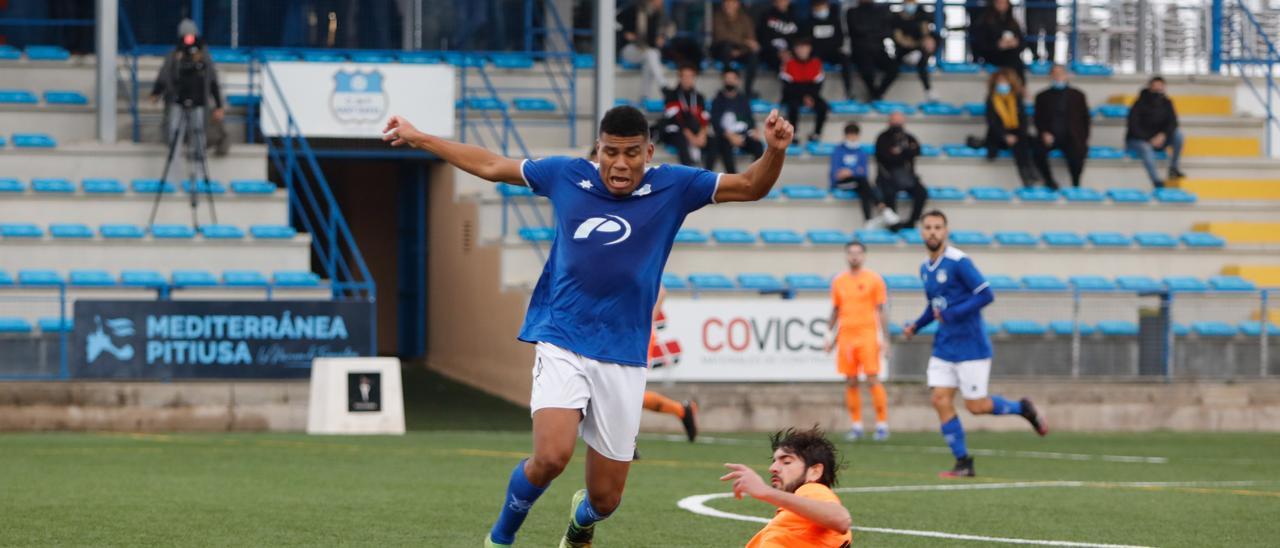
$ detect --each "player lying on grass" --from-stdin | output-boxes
[902,210,1048,478]
[722,427,853,547]
[384,105,794,547]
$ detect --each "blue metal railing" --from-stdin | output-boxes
[1221,0,1280,157]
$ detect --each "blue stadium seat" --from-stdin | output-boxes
[210,49,251,63]
[250,225,297,239]
[1071,63,1113,76]
[572,54,595,69]
[939,62,982,74]
[919,323,939,335]
[763,188,782,200]
[831,189,858,201]
[13,133,57,148]
[0,45,19,60]
[0,89,37,104]
[919,144,943,157]
[760,229,803,245]
[497,184,535,197]
[463,97,506,111]
[274,271,322,287]
[1097,320,1139,336]
[1116,275,1163,292]
[350,52,396,63]
[944,144,986,158]
[298,51,345,62]
[230,180,276,194]
[50,223,92,239]
[712,228,755,244]
[1,223,42,238]
[853,229,899,246]
[132,179,176,194]
[82,178,124,194]
[884,274,924,291]
[689,273,735,291]
[751,99,778,114]
[927,186,966,201]
[1022,275,1069,292]
[151,224,196,239]
[1133,232,1178,248]
[985,274,1021,291]
[518,227,554,242]
[1087,146,1126,160]
[70,269,114,287]
[871,100,915,114]
[1171,323,1191,336]
[443,53,486,67]
[969,187,1012,201]
[183,180,226,194]
[25,45,69,61]
[223,270,269,287]
[512,97,556,112]
[1191,321,1238,337]
[807,229,850,245]
[120,270,166,288]
[642,98,665,113]
[100,224,144,239]
[899,228,924,245]
[43,90,88,105]
[920,102,963,116]
[662,272,687,290]
[1208,275,1255,292]
[994,231,1037,247]
[1042,231,1085,247]
[1069,275,1115,292]
[1050,320,1095,336]
[1016,187,1059,202]
[675,228,709,244]
[1154,188,1197,203]
[225,94,260,107]
[962,102,986,116]
[199,225,244,239]
[806,142,836,156]
[781,185,826,200]
[490,54,535,69]
[19,269,62,286]
[0,271,12,286]
[830,100,870,114]
[1163,276,1209,293]
[172,270,218,287]
[738,273,785,291]
[32,178,74,193]
[785,273,830,291]
[1180,232,1225,248]
[1002,320,1047,335]
[38,317,72,333]
[1087,231,1131,247]
[399,52,441,64]
[950,230,991,245]
[1095,104,1129,118]
[0,317,33,334]
[1107,188,1151,203]
[0,178,23,192]
[1060,187,1105,202]
[1239,321,1280,336]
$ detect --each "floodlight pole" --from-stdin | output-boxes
[96,0,119,144]
[594,0,617,130]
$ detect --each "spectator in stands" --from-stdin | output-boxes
[892,0,941,103]
[710,69,765,174]
[1025,0,1059,63]
[1031,64,1090,189]
[984,68,1041,187]
[150,19,226,157]
[875,112,929,231]
[1126,76,1186,188]
[618,0,672,102]
[972,0,1027,84]
[781,39,830,144]
[711,0,761,99]
[805,0,853,99]
[846,0,897,102]
[758,0,802,71]
[660,65,712,168]
[832,122,898,229]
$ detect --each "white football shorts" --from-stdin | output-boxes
[529,341,648,462]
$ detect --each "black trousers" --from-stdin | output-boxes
[834,175,883,220]
[712,134,765,174]
[1025,8,1059,62]
[877,166,928,229]
[1032,135,1086,188]
[987,133,1040,187]
[895,47,932,91]
[783,88,828,139]
[710,41,759,97]
[815,48,854,97]
[661,127,712,168]
[983,48,1026,84]
[850,43,898,101]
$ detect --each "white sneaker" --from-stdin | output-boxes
[845,427,865,441]
[874,423,890,441]
[864,217,886,231]
[879,208,901,225]
[924,89,939,103]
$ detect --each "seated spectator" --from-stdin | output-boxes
[831,122,898,229]
[847,0,897,101]
[874,112,929,231]
[972,0,1027,84]
[659,65,712,168]
[618,0,671,102]
[757,0,801,72]
[709,69,765,174]
[781,39,829,144]
[1032,64,1090,189]
[1126,76,1186,188]
[805,0,853,99]
[1026,0,1059,63]
[711,0,760,99]
[892,0,940,103]
[984,68,1041,187]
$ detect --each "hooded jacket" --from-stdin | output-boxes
[1125,89,1179,142]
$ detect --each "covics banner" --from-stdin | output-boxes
[71,300,375,379]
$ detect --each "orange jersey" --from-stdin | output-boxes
[831,269,887,334]
[747,483,853,548]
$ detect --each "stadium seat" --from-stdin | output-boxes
[443,53,486,67]
[764,188,782,200]
[1042,231,1085,247]
[918,144,943,157]
[1022,275,1069,292]
[853,229,899,246]
[0,317,33,334]
[1172,323,1191,337]
[1154,188,1197,203]
[751,99,778,114]
[50,223,93,239]
[572,54,595,69]
[497,184,535,197]
[1133,232,1178,248]
[12,133,56,148]
[230,180,276,194]
[298,50,345,62]
[1095,104,1129,118]
[688,273,735,291]
[82,178,125,194]
[1116,275,1163,292]
[132,179,176,194]
[962,102,986,116]
[43,90,88,105]
[1087,231,1131,247]
[37,317,72,333]
[0,271,12,286]
[919,323,939,335]
[70,269,114,287]
[985,274,1021,290]
[712,228,755,244]
[490,54,535,69]
[463,97,505,111]
[807,229,850,245]
[806,142,836,156]
[737,273,785,291]
[273,271,322,287]
[1060,187,1105,202]
[1069,275,1116,292]
[1163,276,1209,293]
[944,144,987,158]
[871,100,915,114]
[675,228,709,244]
[1180,232,1225,248]
[1,223,42,238]
[950,230,991,245]
[927,186,966,201]
[120,270,166,288]
[781,185,826,200]
[1071,62,1114,76]
[994,231,1037,247]
[19,269,62,286]
[1107,188,1151,204]
[172,270,218,287]
[830,100,870,114]
[831,188,858,201]
[1002,320,1047,336]
[969,187,1012,201]
[399,52,441,64]
[32,178,74,193]
[518,227,554,242]
[884,274,924,291]
[1208,275,1255,291]
[939,62,982,74]
[24,45,69,61]
[920,102,963,116]
[1191,321,1238,337]
[0,89,37,104]
[760,229,803,245]
[899,228,924,245]
[0,45,19,60]
[785,273,830,291]
[785,144,806,157]
[1049,320,1095,336]
[512,97,556,112]
[210,49,251,63]
[642,98,664,113]
[183,180,226,194]
[1016,187,1059,202]
[223,270,269,287]
[1097,320,1139,336]
[100,224,144,239]
[1087,146,1126,160]
[250,225,297,239]
[150,224,195,239]
[0,178,23,192]
[1239,321,1280,336]
[198,224,244,239]
[661,272,687,290]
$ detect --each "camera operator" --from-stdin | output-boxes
[150,19,226,156]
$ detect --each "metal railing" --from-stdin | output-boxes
[1222,0,1280,155]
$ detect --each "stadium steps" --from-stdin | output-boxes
[1223,265,1280,287]
[1183,136,1261,158]
[1106,93,1233,116]
[1192,222,1280,244]
[1172,178,1280,200]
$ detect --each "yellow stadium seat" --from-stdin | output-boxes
[1173,179,1280,200]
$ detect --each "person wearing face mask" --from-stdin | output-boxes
[984,68,1041,187]
[831,122,897,229]
[1126,76,1186,188]
[972,0,1027,85]
[1032,64,1090,189]
[847,0,898,102]
[710,69,765,174]
[874,112,930,231]
[660,65,713,168]
[804,0,853,99]
[892,0,941,103]
[757,0,802,72]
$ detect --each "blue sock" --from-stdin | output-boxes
[941,416,968,459]
[489,459,546,545]
[574,493,613,528]
[990,395,1023,416]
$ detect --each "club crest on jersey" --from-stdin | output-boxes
[937,270,948,283]
[632,184,652,197]
[573,214,632,245]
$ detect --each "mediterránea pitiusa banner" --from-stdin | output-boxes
[70,300,375,379]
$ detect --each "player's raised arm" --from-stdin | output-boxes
[383,115,525,185]
[721,464,852,532]
[713,109,794,203]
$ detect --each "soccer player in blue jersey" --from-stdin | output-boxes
[384,105,794,546]
[902,210,1048,478]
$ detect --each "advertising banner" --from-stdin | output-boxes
[261,62,455,138]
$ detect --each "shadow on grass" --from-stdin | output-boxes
[401,364,531,431]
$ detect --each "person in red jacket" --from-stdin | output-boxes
[780,38,828,144]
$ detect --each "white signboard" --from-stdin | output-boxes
[653,298,846,382]
[307,357,405,435]
[261,62,455,138]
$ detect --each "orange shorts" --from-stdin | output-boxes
[836,333,881,378]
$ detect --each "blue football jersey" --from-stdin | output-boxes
[918,246,993,362]
[517,156,720,366]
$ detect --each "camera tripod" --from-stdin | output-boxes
[148,104,218,229]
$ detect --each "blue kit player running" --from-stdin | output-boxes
[383,105,795,546]
[902,210,1048,478]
